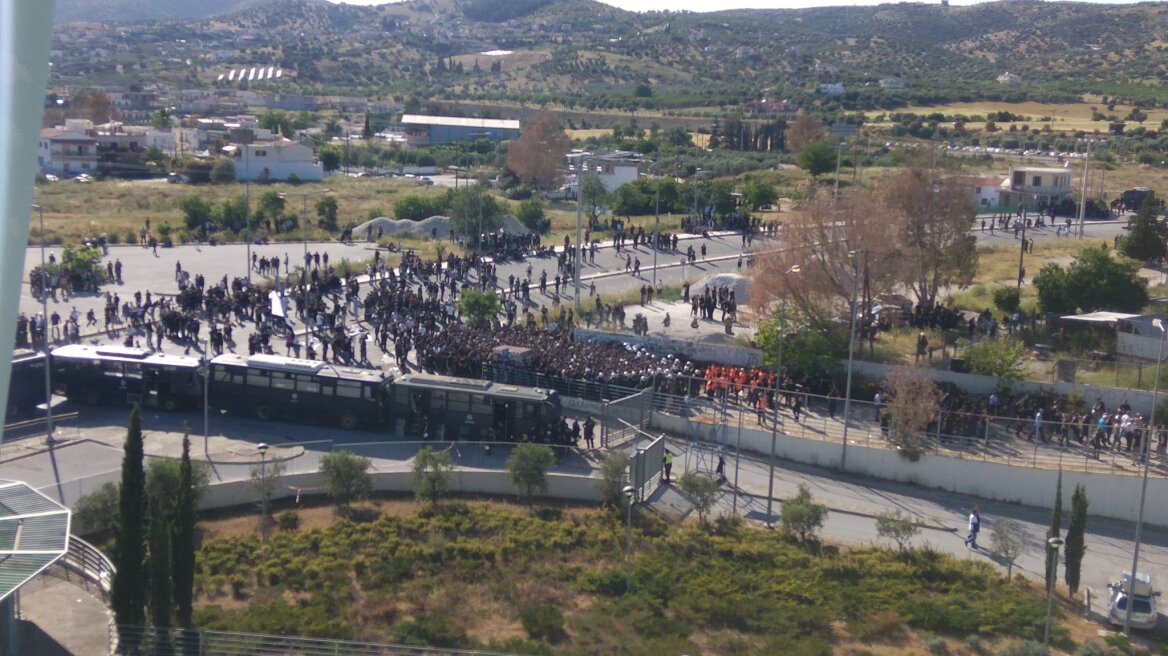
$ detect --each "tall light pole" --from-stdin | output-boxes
[652,173,660,292]
[1077,140,1092,239]
[766,264,800,526]
[573,157,585,311]
[33,204,53,444]
[258,442,270,543]
[1125,318,1165,635]
[622,484,635,592]
[244,145,252,284]
[841,250,864,471]
[1044,536,1065,644]
[279,188,332,324]
[832,139,846,203]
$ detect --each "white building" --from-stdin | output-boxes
[567,151,641,192]
[232,138,323,182]
[817,82,845,95]
[38,119,98,176]
[1002,166,1073,208]
[948,175,1003,210]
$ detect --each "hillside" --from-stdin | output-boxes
[46,0,1168,111]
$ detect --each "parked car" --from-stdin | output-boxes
[1107,572,1160,630]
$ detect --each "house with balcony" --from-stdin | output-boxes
[1000,166,1073,209]
[38,119,98,176]
[566,150,641,192]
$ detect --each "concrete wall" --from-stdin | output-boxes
[197,469,600,512]
[655,410,1168,526]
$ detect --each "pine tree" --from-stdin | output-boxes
[1064,483,1089,595]
[172,433,196,628]
[112,406,148,639]
[1046,470,1063,592]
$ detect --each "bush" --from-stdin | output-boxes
[519,603,566,643]
[925,636,949,655]
[1074,640,1123,656]
[276,510,300,531]
[72,481,120,535]
[780,483,827,543]
[993,286,1022,314]
[392,612,463,647]
[995,641,1049,656]
[596,450,631,508]
[319,451,373,513]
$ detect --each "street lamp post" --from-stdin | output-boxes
[34,204,53,444]
[1077,140,1092,239]
[622,484,635,592]
[841,250,864,471]
[766,264,800,526]
[1124,318,1166,635]
[279,188,332,325]
[652,175,660,291]
[258,442,270,543]
[573,158,585,311]
[244,145,251,284]
[1044,536,1065,644]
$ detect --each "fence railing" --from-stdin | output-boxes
[110,624,533,656]
[53,534,115,600]
[652,380,1168,476]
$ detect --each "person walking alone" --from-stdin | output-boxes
[964,507,981,549]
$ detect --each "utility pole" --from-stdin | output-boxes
[573,160,583,311]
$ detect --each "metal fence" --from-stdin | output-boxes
[51,534,115,600]
[651,378,1168,476]
[110,624,532,656]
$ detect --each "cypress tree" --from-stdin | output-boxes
[1065,483,1089,595]
[1046,470,1063,592]
[172,433,196,628]
[112,406,148,641]
[148,493,172,628]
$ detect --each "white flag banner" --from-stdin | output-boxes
[269,290,287,318]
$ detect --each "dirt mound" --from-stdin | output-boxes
[694,272,751,304]
[353,215,453,240]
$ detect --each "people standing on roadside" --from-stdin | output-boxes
[964,507,981,549]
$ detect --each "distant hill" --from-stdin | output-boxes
[53,0,319,23]
[46,0,1168,111]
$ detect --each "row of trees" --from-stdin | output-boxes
[177,191,340,237]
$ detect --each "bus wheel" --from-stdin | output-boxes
[84,391,100,405]
[339,413,357,430]
[162,399,178,412]
[255,405,272,421]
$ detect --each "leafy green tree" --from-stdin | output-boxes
[740,176,778,210]
[181,159,213,184]
[991,519,1027,579]
[1064,483,1089,596]
[780,483,828,543]
[458,289,501,328]
[1046,471,1062,593]
[320,451,373,514]
[507,443,555,505]
[875,509,920,551]
[112,406,148,635]
[448,185,504,247]
[258,110,295,136]
[798,139,837,178]
[1121,197,1168,262]
[992,286,1021,314]
[319,147,341,173]
[393,193,449,222]
[577,173,609,222]
[217,195,250,234]
[178,195,214,231]
[151,107,173,131]
[964,338,1026,388]
[172,434,197,628]
[210,158,236,184]
[678,472,719,526]
[1034,246,1148,313]
[515,197,546,233]
[412,446,455,505]
[610,182,652,218]
[148,492,172,629]
[73,481,120,536]
[57,243,106,288]
[144,144,166,166]
[595,451,631,508]
[255,190,285,226]
[316,196,339,231]
[755,304,848,379]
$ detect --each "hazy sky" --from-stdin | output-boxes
[329,0,1138,11]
